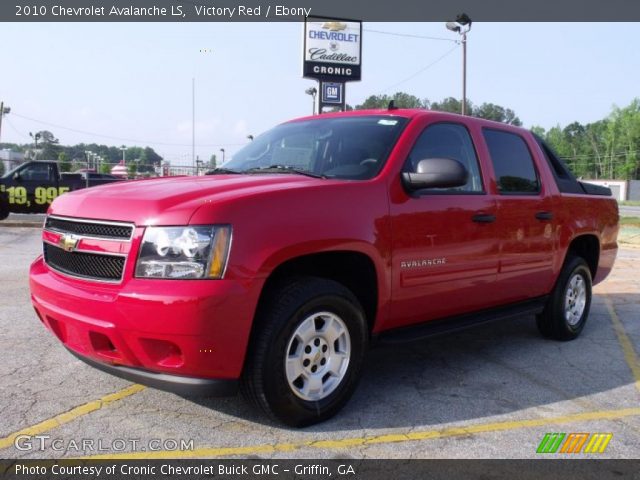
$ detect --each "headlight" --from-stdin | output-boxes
[135,226,231,279]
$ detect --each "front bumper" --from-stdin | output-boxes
[68,348,237,396]
[30,255,261,390]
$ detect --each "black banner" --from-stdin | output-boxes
[3,0,640,22]
[1,459,640,480]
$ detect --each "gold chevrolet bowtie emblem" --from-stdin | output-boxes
[58,234,79,252]
[322,22,347,32]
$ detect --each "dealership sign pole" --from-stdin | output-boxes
[303,17,362,113]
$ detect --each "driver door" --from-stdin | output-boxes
[387,122,501,329]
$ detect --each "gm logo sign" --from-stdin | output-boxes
[537,432,613,454]
[321,82,343,104]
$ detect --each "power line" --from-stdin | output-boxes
[382,44,460,93]
[559,150,640,160]
[364,28,457,43]
[2,117,30,139]
[9,112,247,148]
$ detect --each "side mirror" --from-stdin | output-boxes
[13,172,22,181]
[402,158,468,192]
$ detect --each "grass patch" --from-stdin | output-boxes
[620,217,640,227]
[619,201,640,207]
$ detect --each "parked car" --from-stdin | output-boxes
[0,161,123,220]
[29,109,619,426]
[61,171,123,181]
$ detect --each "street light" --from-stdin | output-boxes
[30,132,42,160]
[84,150,92,171]
[446,13,472,115]
[305,87,317,115]
[120,146,127,165]
[220,148,225,163]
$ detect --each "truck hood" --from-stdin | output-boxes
[49,174,320,225]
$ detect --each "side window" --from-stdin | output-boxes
[20,163,52,181]
[404,123,483,193]
[483,129,540,194]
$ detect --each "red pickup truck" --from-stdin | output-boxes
[29,109,619,426]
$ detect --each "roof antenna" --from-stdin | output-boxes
[388,100,397,110]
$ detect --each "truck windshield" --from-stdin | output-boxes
[219,115,408,180]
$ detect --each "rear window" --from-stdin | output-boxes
[483,129,540,194]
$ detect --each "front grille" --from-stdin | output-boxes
[45,217,133,240]
[44,243,125,282]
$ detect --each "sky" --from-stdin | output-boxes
[1,22,638,165]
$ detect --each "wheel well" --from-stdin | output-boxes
[567,235,599,278]
[257,251,378,332]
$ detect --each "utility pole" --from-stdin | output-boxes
[0,102,11,144]
[192,77,196,175]
[462,30,467,116]
[446,14,472,115]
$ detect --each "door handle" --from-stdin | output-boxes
[472,213,496,223]
[535,211,554,221]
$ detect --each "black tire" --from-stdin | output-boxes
[0,199,8,220]
[241,277,368,427]
[537,255,592,341]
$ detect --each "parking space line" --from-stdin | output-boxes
[82,406,640,459]
[605,296,640,393]
[0,384,145,450]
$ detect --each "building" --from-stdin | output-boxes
[0,149,25,174]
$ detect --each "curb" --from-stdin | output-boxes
[0,222,42,228]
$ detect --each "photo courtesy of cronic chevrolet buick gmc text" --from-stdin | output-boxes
[29,109,619,426]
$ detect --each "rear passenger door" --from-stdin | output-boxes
[482,128,556,302]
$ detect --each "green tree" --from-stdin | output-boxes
[58,152,72,172]
[611,99,640,179]
[474,103,522,126]
[141,147,162,166]
[429,97,474,115]
[530,125,546,137]
[356,91,425,110]
[127,162,138,178]
[99,162,112,175]
[32,130,61,160]
[208,154,217,169]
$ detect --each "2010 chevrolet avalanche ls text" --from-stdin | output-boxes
[29,109,619,426]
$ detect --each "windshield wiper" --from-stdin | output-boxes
[244,165,326,179]
[206,167,240,175]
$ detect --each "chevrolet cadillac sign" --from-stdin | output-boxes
[303,17,362,82]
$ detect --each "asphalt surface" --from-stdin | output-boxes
[0,227,639,459]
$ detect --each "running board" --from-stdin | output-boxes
[376,296,548,345]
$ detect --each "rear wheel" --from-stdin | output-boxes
[241,277,368,427]
[537,255,592,341]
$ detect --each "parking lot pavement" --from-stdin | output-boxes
[1,227,639,459]
[1,213,46,227]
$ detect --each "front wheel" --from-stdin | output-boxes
[537,255,592,341]
[241,277,368,427]
[0,199,8,220]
